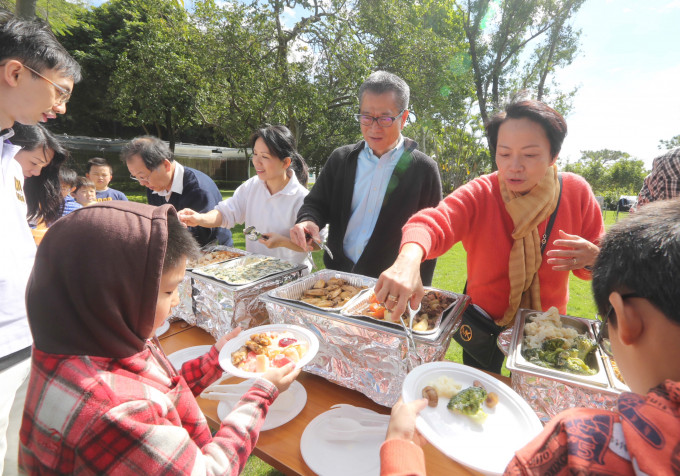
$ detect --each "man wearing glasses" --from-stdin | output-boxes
[291,71,441,284]
[121,136,233,247]
[0,12,81,474]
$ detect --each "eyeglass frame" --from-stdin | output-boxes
[596,292,641,350]
[353,109,406,128]
[21,64,72,105]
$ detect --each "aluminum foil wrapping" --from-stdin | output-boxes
[189,265,305,339]
[511,372,619,423]
[169,275,194,323]
[261,272,469,407]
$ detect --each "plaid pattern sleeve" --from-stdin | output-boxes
[637,147,680,208]
[20,348,276,475]
[177,345,224,396]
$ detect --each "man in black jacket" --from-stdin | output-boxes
[121,136,232,247]
[291,71,442,285]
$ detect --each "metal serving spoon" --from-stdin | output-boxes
[244,225,267,241]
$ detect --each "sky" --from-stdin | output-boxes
[555,0,680,168]
[86,0,679,168]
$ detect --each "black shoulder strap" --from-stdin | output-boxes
[463,173,563,295]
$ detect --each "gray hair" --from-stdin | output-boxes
[358,71,410,111]
[120,136,174,170]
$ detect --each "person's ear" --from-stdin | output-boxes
[163,159,173,173]
[69,186,76,193]
[609,291,643,345]
[2,60,23,87]
[282,157,292,169]
[85,172,91,180]
[549,155,558,166]
[399,109,409,129]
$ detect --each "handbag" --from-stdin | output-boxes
[453,174,563,369]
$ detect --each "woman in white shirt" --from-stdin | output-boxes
[178,125,316,271]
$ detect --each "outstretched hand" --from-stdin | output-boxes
[375,243,426,319]
[385,398,429,446]
[290,221,319,252]
[177,208,200,227]
[545,229,600,271]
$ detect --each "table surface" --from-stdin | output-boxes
[158,322,511,476]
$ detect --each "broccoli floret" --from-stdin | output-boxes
[564,356,597,375]
[541,338,567,352]
[447,386,488,423]
[574,335,597,361]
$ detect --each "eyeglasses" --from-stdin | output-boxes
[596,292,641,351]
[22,64,72,105]
[353,110,405,128]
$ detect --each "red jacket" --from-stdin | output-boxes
[401,172,604,321]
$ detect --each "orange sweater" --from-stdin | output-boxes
[401,172,604,321]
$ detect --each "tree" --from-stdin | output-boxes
[562,149,646,195]
[658,134,680,150]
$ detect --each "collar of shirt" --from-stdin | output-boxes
[153,162,184,201]
[257,171,302,197]
[343,135,406,264]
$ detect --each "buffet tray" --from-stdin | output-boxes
[591,320,631,392]
[187,245,247,270]
[267,269,374,313]
[191,255,298,288]
[340,287,458,336]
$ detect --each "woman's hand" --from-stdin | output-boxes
[214,327,242,352]
[177,208,202,227]
[258,232,283,249]
[375,243,426,319]
[545,230,600,271]
[262,362,301,393]
[385,398,428,446]
[290,221,319,251]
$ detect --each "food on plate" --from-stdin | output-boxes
[421,386,439,407]
[428,375,462,399]
[362,291,455,331]
[299,278,366,308]
[521,307,598,375]
[189,249,243,268]
[231,331,308,372]
[447,386,490,424]
[201,257,294,285]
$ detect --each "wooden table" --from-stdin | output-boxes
[159,324,510,475]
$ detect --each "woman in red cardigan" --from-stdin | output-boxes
[375,95,604,372]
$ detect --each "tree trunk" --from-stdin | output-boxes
[165,109,175,152]
[15,0,36,19]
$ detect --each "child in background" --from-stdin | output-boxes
[85,156,128,202]
[58,167,81,216]
[72,176,96,207]
[19,202,299,474]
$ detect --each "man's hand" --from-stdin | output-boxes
[385,398,428,446]
[262,362,301,393]
[290,221,320,252]
[177,208,201,227]
[375,243,426,319]
[214,327,242,352]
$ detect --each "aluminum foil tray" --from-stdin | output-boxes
[267,269,374,312]
[192,255,297,287]
[508,310,609,388]
[506,308,624,422]
[260,287,469,407]
[592,321,631,392]
[188,262,305,339]
[187,245,248,270]
[341,287,458,336]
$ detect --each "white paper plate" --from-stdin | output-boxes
[167,345,213,370]
[155,320,170,337]
[300,408,384,476]
[402,362,543,475]
[217,380,307,431]
[218,324,319,379]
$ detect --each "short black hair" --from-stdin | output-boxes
[0,11,81,82]
[485,92,567,159]
[592,199,680,325]
[59,166,77,187]
[358,71,410,111]
[87,157,112,174]
[120,136,173,170]
[74,176,94,192]
[164,212,199,272]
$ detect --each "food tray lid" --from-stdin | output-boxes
[506,308,618,392]
[190,255,305,289]
[267,269,375,312]
[340,287,458,336]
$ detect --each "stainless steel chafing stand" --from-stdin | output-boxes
[261,271,469,407]
[504,308,625,423]
[186,260,306,339]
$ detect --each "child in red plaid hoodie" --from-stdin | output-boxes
[19,201,299,475]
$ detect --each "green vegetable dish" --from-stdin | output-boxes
[447,386,489,424]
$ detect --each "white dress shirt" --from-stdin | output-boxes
[214,173,313,271]
[153,162,184,201]
[343,136,405,263]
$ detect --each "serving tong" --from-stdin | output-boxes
[244,225,266,242]
[401,302,423,370]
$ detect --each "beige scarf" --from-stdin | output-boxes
[498,165,560,327]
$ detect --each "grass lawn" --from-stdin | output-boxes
[129,190,623,475]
